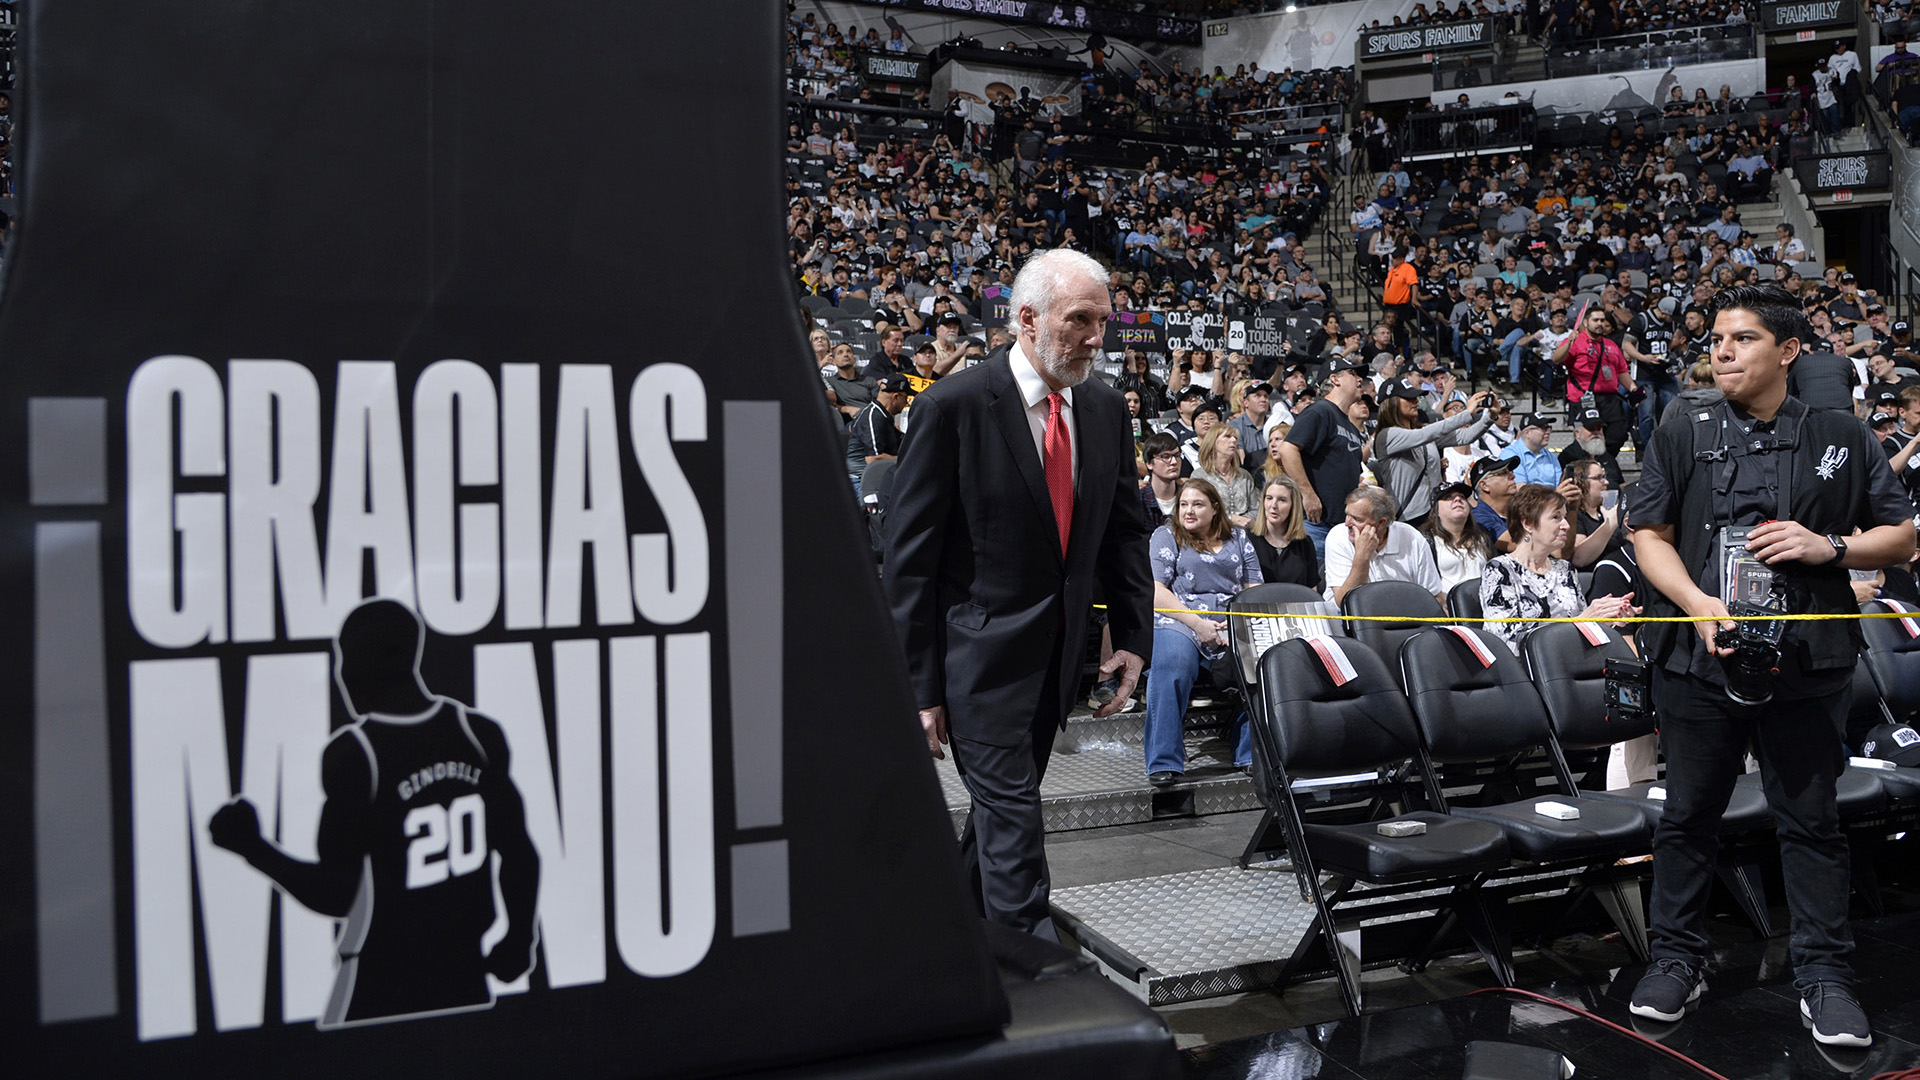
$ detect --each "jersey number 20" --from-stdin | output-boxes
[404,793,488,889]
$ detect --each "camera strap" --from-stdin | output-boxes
[1691,398,1801,535]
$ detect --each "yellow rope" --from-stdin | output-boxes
[1093,605,1920,626]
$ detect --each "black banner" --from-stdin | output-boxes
[1357,18,1497,60]
[1167,310,1226,352]
[1104,310,1167,352]
[3,3,1005,1076]
[856,0,1200,45]
[1795,151,1893,192]
[1232,306,1294,362]
[984,283,1013,325]
[1104,306,1294,361]
[1756,0,1858,31]
[859,49,930,84]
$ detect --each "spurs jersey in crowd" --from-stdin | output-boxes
[324,699,509,1028]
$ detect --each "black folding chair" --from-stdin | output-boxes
[1400,625,1654,962]
[1230,582,1340,867]
[1343,580,1447,691]
[1447,578,1483,620]
[1257,636,1514,1015]
[1523,622,1775,938]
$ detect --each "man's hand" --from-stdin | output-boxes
[1303,490,1323,523]
[1468,390,1494,411]
[209,798,264,858]
[1745,519,1840,566]
[1350,521,1382,563]
[1095,649,1146,718]
[919,706,949,760]
[1685,594,1738,656]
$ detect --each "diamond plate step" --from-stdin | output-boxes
[1052,867,1318,1006]
[938,728,1262,835]
[1051,865,1582,1006]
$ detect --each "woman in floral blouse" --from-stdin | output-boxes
[1144,479,1263,784]
[1479,484,1637,653]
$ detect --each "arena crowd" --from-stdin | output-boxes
[787,6,1920,790]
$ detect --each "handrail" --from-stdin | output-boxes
[1544,20,1753,59]
[1227,102,1347,122]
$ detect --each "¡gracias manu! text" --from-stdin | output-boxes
[122,357,720,1040]
[126,356,709,647]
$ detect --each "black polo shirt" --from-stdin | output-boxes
[1628,397,1913,695]
[846,400,900,480]
[828,371,878,415]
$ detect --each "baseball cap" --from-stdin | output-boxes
[1433,479,1475,504]
[1325,355,1366,375]
[1861,721,1920,768]
[1470,456,1516,487]
[1243,380,1274,396]
[1519,412,1553,431]
[1895,320,1913,334]
[876,374,912,393]
[1178,384,1211,401]
[1873,387,1902,406]
[1842,272,1857,283]
[1383,376,1423,401]
[1872,410,1898,426]
[1574,405,1604,429]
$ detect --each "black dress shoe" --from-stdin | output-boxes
[1148,771,1182,786]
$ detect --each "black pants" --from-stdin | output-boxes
[951,657,1064,940]
[1594,393,1628,487]
[1647,667,1854,987]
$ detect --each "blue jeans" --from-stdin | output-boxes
[1306,519,1332,561]
[1498,330,1530,384]
[1636,372,1679,445]
[1144,627,1253,775]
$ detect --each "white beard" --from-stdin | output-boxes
[1032,335,1093,388]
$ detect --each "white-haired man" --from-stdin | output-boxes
[885,249,1155,940]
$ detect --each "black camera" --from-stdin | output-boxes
[1713,559,1788,707]
[1604,656,1653,724]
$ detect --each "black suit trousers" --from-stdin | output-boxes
[951,653,1064,941]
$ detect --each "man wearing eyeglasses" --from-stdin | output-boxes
[1139,431,1183,530]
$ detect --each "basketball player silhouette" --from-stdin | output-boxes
[210,599,540,1029]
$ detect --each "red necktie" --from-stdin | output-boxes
[1044,392,1073,554]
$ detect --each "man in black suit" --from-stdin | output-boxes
[885,249,1155,939]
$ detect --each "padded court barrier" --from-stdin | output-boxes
[0,5,1179,1078]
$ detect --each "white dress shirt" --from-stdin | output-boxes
[1323,519,1444,603]
[1009,342,1079,486]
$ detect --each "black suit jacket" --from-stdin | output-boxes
[884,352,1155,747]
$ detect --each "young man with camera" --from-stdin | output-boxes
[1625,284,1916,1048]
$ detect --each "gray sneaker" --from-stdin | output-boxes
[1628,958,1704,1022]
[1800,981,1872,1048]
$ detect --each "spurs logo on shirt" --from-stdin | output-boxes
[1817,445,1849,480]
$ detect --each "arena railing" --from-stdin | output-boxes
[1397,102,1538,158]
[1541,23,1756,79]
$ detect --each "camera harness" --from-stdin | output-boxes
[1691,398,1800,541]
